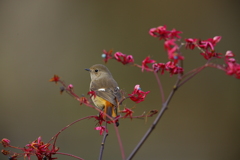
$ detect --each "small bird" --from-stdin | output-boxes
[85,64,122,126]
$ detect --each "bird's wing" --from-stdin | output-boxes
[90,78,122,106]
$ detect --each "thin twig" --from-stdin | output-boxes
[206,63,226,71]
[114,123,125,160]
[178,66,206,88]
[153,71,165,102]
[99,122,108,160]
[84,100,125,159]
[126,79,180,160]
[48,116,96,145]
[180,65,203,80]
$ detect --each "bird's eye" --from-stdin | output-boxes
[95,69,98,72]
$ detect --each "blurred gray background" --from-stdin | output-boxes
[0,1,240,160]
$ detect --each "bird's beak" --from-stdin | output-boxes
[85,68,90,71]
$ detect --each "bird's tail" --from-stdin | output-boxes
[104,101,119,126]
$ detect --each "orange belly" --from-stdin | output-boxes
[91,96,117,119]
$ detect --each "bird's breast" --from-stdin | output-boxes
[91,96,105,109]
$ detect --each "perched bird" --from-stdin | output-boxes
[85,64,122,126]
